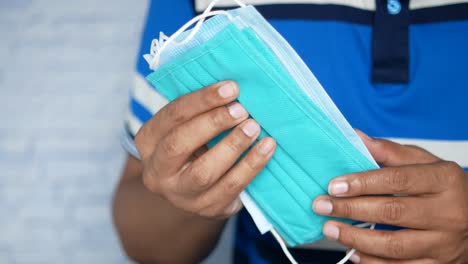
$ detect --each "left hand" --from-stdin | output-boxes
[312,131,468,263]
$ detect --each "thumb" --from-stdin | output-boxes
[355,129,440,166]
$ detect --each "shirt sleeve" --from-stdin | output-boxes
[122,0,196,158]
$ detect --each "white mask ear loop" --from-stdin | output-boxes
[174,0,246,47]
[147,0,246,70]
[148,10,232,69]
[336,223,376,264]
[271,222,376,264]
[270,228,299,264]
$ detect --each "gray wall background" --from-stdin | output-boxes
[0,0,234,263]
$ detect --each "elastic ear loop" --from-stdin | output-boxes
[147,0,246,70]
[271,223,376,264]
[271,228,299,264]
[337,223,375,264]
[147,0,374,262]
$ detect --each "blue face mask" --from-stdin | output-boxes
[144,1,378,263]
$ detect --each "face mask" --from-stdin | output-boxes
[143,1,378,263]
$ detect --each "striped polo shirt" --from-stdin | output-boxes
[122,0,468,263]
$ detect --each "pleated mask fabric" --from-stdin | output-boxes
[144,2,378,252]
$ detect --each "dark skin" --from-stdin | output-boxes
[113,81,276,263]
[313,131,468,263]
[113,81,468,263]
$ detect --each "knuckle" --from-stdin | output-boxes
[223,177,244,194]
[224,132,246,154]
[142,168,160,193]
[440,161,464,186]
[410,145,439,160]
[340,201,355,219]
[159,132,186,158]
[356,178,368,194]
[208,108,230,129]
[380,199,404,224]
[355,172,378,194]
[340,226,358,246]
[383,233,405,256]
[134,125,153,160]
[134,129,146,150]
[384,168,410,193]
[164,100,188,123]
[373,139,390,163]
[359,175,374,193]
[203,87,221,106]
[244,153,264,172]
[188,164,212,189]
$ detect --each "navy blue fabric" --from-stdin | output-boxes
[130,1,468,263]
[372,0,410,83]
[236,4,373,25]
[411,3,468,24]
[269,19,468,140]
[206,3,468,24]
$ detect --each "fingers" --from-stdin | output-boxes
[153,102,250,175]
[197,137,276,217]
[179,119,261,192]
[328,161,457,197]
[355,130,440,167]
[322,221,440,260]
[313,196,439,229]
[136,81,239,159]
[349,251,436,264]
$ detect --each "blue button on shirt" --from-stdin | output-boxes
[387,0,402,15]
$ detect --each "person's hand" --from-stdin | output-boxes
[313,131,468,263]
[134,81,276,219]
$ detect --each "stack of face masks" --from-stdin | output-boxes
[143,1,378,263]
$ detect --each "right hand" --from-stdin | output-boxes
[135,81,276,219]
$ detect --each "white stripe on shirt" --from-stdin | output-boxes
[195,0,376,12]
[386,138,468,167]
[410,0,468,9]
[132,73,169,115]
[126,110,144,137]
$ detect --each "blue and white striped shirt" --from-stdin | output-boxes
[122,1,468,262]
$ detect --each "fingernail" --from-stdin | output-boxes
[218,82,236,98]
[242,120,260,137]
[226,198,243,215]
[313,199,333,215]
[329,181,349,196]
[227,103,247,119]
[323,224,339,240]
[349,252,360,263]
[258,138,275,155]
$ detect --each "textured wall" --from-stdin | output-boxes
[0,0,233,263]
